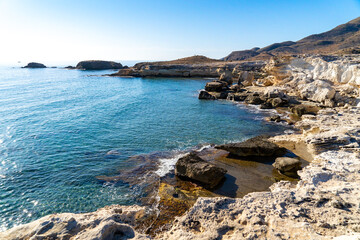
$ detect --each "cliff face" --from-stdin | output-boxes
[199,54,360,107]
[111,55,265,78]
[223,17,360,61]
[263,55,360,107]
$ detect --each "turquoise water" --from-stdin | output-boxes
[0,67,285,230]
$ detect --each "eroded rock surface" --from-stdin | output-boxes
[0,205,149,240]
[160,107,360,240]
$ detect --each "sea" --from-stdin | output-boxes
[0,63,287,230]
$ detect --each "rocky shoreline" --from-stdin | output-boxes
[1,54,359,239]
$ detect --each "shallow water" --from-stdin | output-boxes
[0,67,287,230]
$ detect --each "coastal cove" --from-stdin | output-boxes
[0,66,288,231]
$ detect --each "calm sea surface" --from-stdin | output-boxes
[0,66,286,230]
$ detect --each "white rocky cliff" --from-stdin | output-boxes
[265,55,360,107]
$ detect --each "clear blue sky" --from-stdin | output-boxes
[0,0,359,64]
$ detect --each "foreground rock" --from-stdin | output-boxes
[273,157,301,177]
[160,107,360,240]
[0,205,148,240]
[215,135,287,159]
[76,60,123,70]
[22,62,46,68]
[175,152,227,188]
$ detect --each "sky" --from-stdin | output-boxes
[0,0,359,65]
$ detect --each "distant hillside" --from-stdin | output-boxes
[223,17,360,61]
[134,55,221,68]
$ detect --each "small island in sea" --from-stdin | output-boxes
[0,2,360,240]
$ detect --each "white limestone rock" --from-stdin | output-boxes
[0,205,148,240]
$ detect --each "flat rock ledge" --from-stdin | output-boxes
[215,135,287,159]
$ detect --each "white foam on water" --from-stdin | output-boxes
[284,129,295,134]
[155,145,212,177]
[155,153,188,177]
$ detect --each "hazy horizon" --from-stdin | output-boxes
[0,0,359,65]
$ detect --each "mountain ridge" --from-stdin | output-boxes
[223,17,360,61]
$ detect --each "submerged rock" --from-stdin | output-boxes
[215,135,287,158]
[175,152,227,188]
[23,62,46,68]
[76,60,123,70]
[273,157,302,177]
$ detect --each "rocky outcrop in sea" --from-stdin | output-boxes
[22,62,47,68]
[75,60,123,70]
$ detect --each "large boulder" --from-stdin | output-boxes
[263,87,286,99]
[217,67,233,84]
[198,90,216,100]
[270,97,288,108]
[76,60,123,70]
[238,71,254,86]
[175,152,227,188]
[231,92,249,101]
[273,157,302,177]
[245,95,264,105]
[215,135,287,158]
[23,62,46,68]
[298,80,336,103]
[290,104,320,118]
[205,81,228,92]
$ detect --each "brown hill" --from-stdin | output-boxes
[223,17,360,61]
[134,55,220,68]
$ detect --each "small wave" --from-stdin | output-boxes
[155,144,212,177]
[284,129,295,134]
[155,153,188,177]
